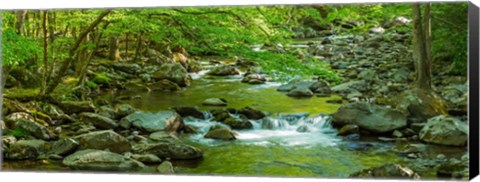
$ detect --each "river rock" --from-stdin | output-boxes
[331,80,367,93]
[6,139,49,160]
[332,102,407,133]
[74,130,131,153]
[174,106,205,119]
[205,124,236,140]
[97,105,116,119]
[63,149,145,171]
[112,63,141,74]
[369,27,385,34]
[157,161,175,174]
[287,87,314,97]
[148,79,181,92]
[419,115,468,146]
[115,104,136,119]
[15,119,52,140]
[242,73,266,84]
[59,101,95,114]
[238,107,266,119]
[121,111,184,133]
[223,117,253,129]
[296,125,311,133]
[338,124,360,136]
[207,65,240,76]
[131,154,162,164]
[149,131,178,142]
[80,112,118,130]
[152,63,191,87]
[350,164,420,179]
[4,112,34,128]
[124,82,150,92]
[392,88,447,123]
[50,138,79,156]
[133,142,203,160]
[202,98,227,106]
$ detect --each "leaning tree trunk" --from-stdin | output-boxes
[15,10,28,35]
[42,9,111,96]
[412,3,432,91]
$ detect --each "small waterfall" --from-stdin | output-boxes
[202,111,214,120]
[260,118,289,130]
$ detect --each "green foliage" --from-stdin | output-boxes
[431,3,468,76]
[91,73,111,85]
[231,47,342,83]
[3,128,30,138]
[1,27,40,67]
[86,81,98,90]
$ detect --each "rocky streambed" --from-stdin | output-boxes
[1,18,469,179]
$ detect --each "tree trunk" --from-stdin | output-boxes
[412,3,432,91]
[41,10,49,95]
[15,10,28,35]
[42,10,111,96]
[108,36,121,61]
[125,32,129,61]
[134,32,144,61]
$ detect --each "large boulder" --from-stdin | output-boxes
[74,130,131,153]
[6,139,49,160]
[50,138,79,156]
[332,102,407,133]
[15,119,52,140]
[59,101,95,114]
[174,106,205,119]
[148,79,181,92]
[242,73,266,84]
[152,63,191,87]
[157,161,175,174]
[80,112,118,130]
[207,65,240,76]
[204,125,236,140]
[419,115,468,146]
[63,149,145,171]
[121,111,184,133]
[392,88,447,123]
[112,63,141,74]
[238,107,266,120]
[133,142,203,160]
[350,164,420,179]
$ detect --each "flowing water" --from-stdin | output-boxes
[2,56,467,179]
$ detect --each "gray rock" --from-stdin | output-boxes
[350,164,420,179]
[205,125,236,140]
[74,130,131,153]
[331,80,367,93]
[63,149,145,171]
[296,125,311,133]
[115,104,136,118]
[157,161,175,174]
[59,101,95,114]
[122,111,184,133]
[6,139,49,160]
[332,102,407,133]
[174,106,205,119]
[242,73,266,84]
[202,98,227,106]
[15,119,51,140]
[222,117,253,130]
[287,87,314,97]
[419,115,468,146]
[148,79,181,92]
[207,65,240,76]
[131,154,162,164]
[238,107,266,120]
[149,131,177,142]
[4,112,34,128]
[152,63,191,87]
[392,130,403,138]
[133,142,203,160]
[80,112,118,130]
[50,138,79,156]
[98,105,116,119]
[112,63,141,74]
